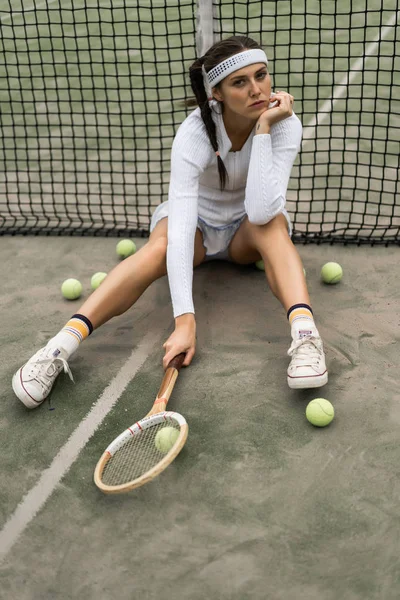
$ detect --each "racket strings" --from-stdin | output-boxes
[101,421,180,486]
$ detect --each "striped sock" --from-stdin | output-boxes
[287,304,319,339]
[46,314,93,357]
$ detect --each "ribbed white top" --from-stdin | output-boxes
[167,105,302,317]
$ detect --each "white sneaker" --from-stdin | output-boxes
[287,335,328,389]
[12,346,74,409]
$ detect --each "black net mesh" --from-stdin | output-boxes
[214,0,400,245]
[1,0,399,244]
[0,0,196,236]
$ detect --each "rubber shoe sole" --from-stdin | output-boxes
[287,370,328,390]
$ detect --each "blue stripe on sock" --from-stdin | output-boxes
[64,326,83,341]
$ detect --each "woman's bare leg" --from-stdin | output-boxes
[79,218,207,329]
[227,214,309,311]
[228,214,327,389]
[12,219,207,408]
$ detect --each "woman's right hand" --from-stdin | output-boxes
[162,313,196,370]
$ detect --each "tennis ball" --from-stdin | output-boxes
[61,278,82,300]
[91,272,107,290]
[116,239,136,259]
[306,398,335,427]
[321,262,343,284]
[155,426,179,453]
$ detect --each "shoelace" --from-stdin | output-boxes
[30,354,74,389]
[288,336,323,367]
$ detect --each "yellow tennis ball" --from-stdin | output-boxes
[155,426,179,453]
[306,398,335,427]
[116,239,136,259]
[90,272,107,290]
[321,262,343,284]
[61,278,82,300]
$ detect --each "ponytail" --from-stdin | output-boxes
[189,58,228,190]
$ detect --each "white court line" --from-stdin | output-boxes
[302,10,399,143]
[0,328,162,562]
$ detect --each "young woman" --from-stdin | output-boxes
[13,35,327,409]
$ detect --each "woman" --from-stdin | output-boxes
[13,35,327,409]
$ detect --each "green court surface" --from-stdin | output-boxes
[0,236,399,599]
[1,1,399,597]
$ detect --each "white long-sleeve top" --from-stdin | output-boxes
[167,105,302,317]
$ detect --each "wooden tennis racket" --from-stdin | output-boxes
[94,353,188,494]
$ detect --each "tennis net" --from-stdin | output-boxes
[0,0,399,244]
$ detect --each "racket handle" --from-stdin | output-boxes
[149,353,185,415]
[167,352,186,371]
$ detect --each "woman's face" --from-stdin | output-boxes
[212,62,271,121]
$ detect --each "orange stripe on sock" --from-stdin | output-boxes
[289,307,313,325]
[65,318,90,339]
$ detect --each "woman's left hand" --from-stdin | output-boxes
[255,91,294,133]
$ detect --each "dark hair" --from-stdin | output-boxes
[189,35,262,190]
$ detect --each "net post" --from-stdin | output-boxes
[196,0,217,56]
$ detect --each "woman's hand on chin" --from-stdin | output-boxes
[255,91,294,134]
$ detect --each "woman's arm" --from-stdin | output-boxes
[166,116,211,318]
[244,93,302,225]
[162,115,212,368]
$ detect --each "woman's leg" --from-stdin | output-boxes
[78,219,206,329]
[228,214,327,389]
[13,219,207,408]
[228,214,309,309]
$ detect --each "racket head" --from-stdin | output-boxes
[94,411,188,494]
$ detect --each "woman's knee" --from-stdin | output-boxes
[144,235,168,277]
[228,214,289,264]
[149,234,168,256]
[253,214,291,251]
[259,213,290,236]
[149,218,206,268]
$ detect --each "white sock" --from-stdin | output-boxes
[291,318,319,340]
[46,315,92,358]
[288,304,319,340]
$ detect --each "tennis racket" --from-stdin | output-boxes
[94,353,188,494]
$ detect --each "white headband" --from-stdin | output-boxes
[206,49,268,89]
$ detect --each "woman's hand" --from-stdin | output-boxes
[255,91,294,134]
[162,313,196,370]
